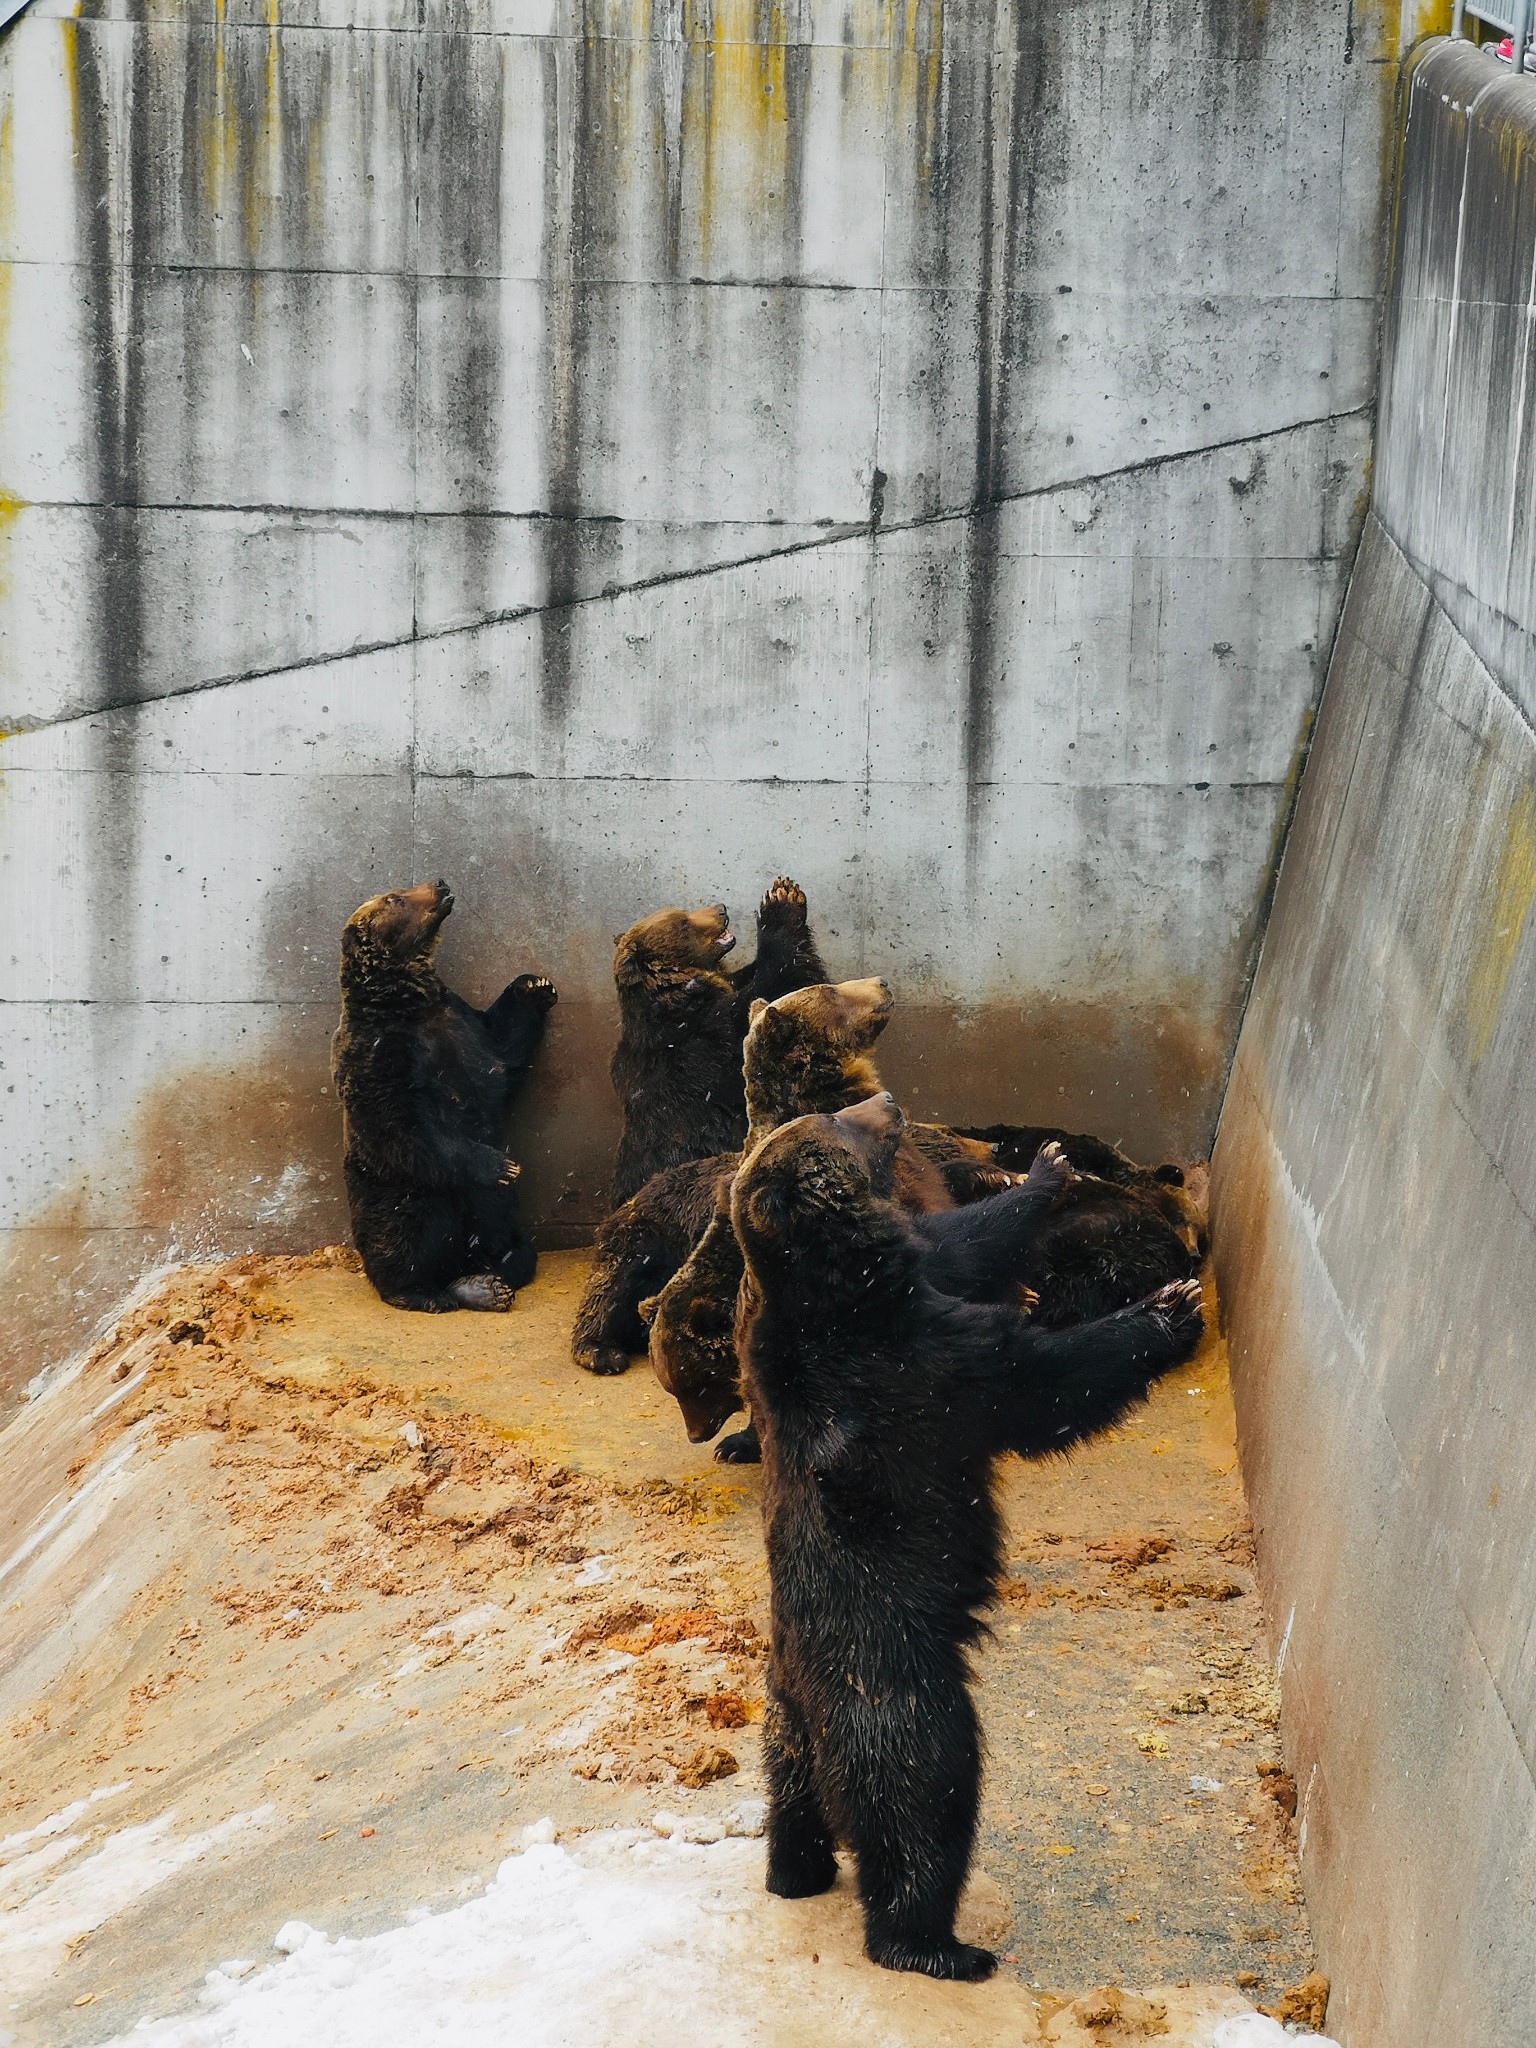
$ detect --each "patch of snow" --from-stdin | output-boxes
[422,1604,505,1643]
[1212,2018,1341,2048]
[273,1923,327,1956]
[60,1820,1252,2048]
[90,1367,150,1419]
[1188,1776,1224,1795]
[542,1683,624,1752]
[574,1554,614,1585]
[0,1834,88,1901]
[0,1806,275,2004]
[101,1829,783,2047]
[399,1423,422,1450]
[0,1434,144,1594]
[252,1164,309,1224]
[0,1782,132,1860]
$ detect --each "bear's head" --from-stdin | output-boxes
[742,978,893,1145]
[340,881,454,994]
[732,1093,910,1280]
[613,904,735,992]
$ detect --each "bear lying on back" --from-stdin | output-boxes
[650,989,1198,1460]
[572,977,998,1383]
[733,1095,1203,1982]
[332,881,556,1312]
[608,878,825,1206]
[645,980,1001,1453]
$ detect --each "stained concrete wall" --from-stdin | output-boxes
[1213,39,1536,2048]
[0,0,1420,1395]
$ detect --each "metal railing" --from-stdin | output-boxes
[1452,2,1535,74]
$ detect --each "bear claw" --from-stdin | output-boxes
[1147,1278,1204,1338]
[511,973,559,1009]
[866,1938,997,1983]
[715,1424,761,1464]
[759,877,808,922]
[583,1346,631,1377]
[1027,1140,1075,1194]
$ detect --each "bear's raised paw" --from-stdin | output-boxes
[758,877,808,926]
[1146,1277,1203,1340]
[1026,1139,1075,1196]
[511,973,559,1010]
[715,1423,761,1464]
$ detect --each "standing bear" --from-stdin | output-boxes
[332,881,556,1311]
[732,1096,1204,1981]
[644,980,1002,1452]
[608,877,826,1205]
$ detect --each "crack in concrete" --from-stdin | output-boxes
[3,405,1370,741]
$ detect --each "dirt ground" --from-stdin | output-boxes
[0,1248,1321,2045]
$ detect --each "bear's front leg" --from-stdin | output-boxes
[485,973,558,1071]
[734,877,826,1006]
[714,1419,761,1464]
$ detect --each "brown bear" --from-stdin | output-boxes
[571,977,999,1383]
[648,998,1200,1462]
[331,881,556,1311]
[732,1095,1204,1982]
[645,980,1002,1453]
[608,877,827,1206]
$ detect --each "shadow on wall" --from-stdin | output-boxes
[0,971,1230,1417]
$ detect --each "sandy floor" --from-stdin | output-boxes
[0,1248,1326,2046]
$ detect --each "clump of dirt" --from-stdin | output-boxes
[676,1743,740,1788]
[1266,1971,1330,2029]
[1064,1985,1170,2036]
[1087,1535,1175,1571]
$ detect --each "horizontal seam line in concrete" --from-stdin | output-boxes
[0,257,1377,301]
[18,17,1369,55]
[0,772,1292,791]
[0,501,1360,551]
[1,406,1369,740]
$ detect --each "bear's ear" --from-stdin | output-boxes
[747,998,768,1027]
[740,1175,791,1245]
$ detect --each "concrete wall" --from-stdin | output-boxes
[0,0,1418,1395]
[1213,39,1536,2048]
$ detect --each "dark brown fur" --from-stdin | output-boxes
[736,1099,1204,1981]
[608,879,826,1206]
[332,881,555,1312]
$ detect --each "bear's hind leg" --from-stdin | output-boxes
[465,1185,537,1297]
[379,1274,515,1312]
[572,1208,680,1375]
[763,1684,838,1900]
[843,1681,994,1981]
[491,1238,537,1292]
